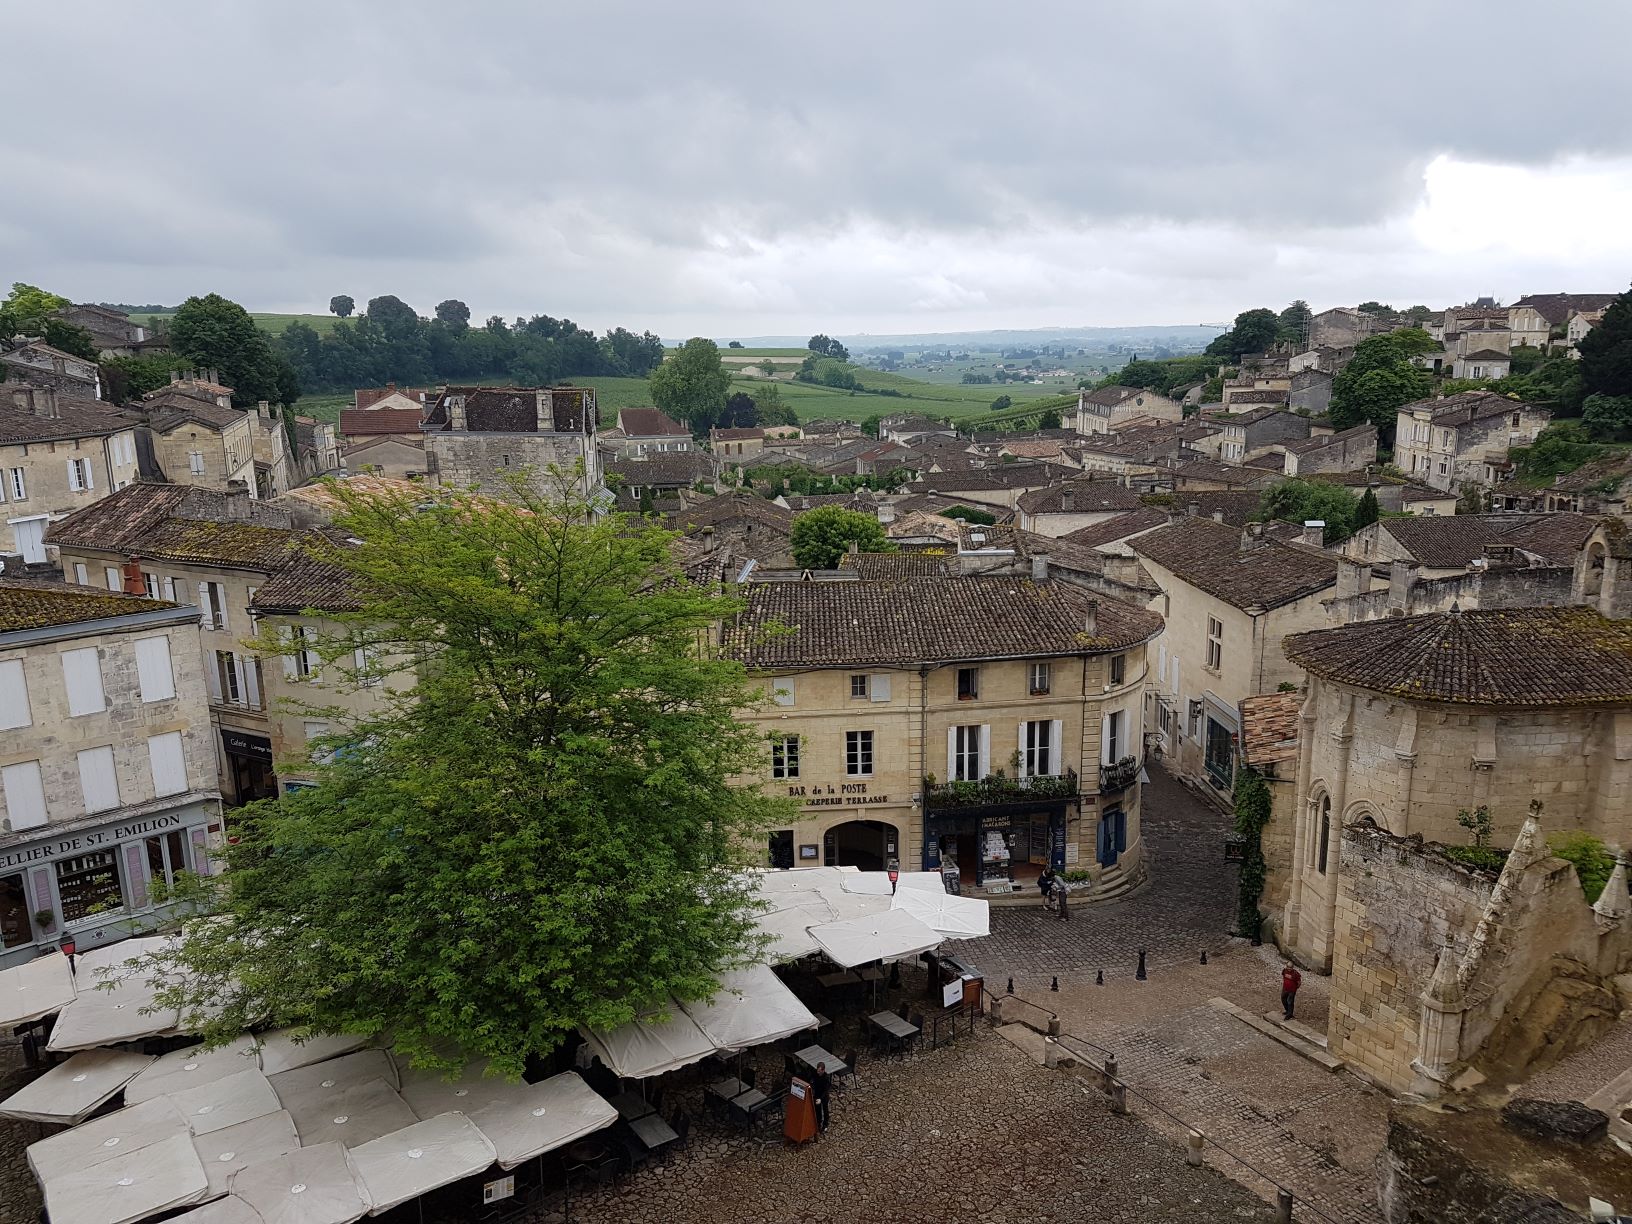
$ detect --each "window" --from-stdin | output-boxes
[145,830,190,891]
[104,566,122,592]
[956,667,980,701]
[77,746,120,814]
[771,735,800,779]
[850,674,870,700]
[134,635,176,702]
[148,731,188,797]
[845,730,874,776]
[1205,617,1223,671]
[216,650,243,704]
[1028,662,1050,695]
[1511,412,1522,428]
[1316,795,1331,874]
[353,644,380,686]
[188,451,206,475]
[771,678,794,707]
[951,724,984,781]
[73,562,89,585]
[1109,654,1125,686]
[66,457,94,492]
[285,626,319,680]
[1105,710,1125,763]
[1023,719,1058,777]
[303,720,333,765]
[1,873,29,949]
[56,851,124,924]
[7,468,24,501]
[1,761,47,831]
[198,582,228,631]
[61,647,105,716]
[0,659,30,730]
[1438,461,1448,476]
[143,572,161,599]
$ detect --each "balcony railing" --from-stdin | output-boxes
[1099,755,1141,794]
[924,769,1079,811]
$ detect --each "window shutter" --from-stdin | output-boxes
[216,587,228,633]
[197,582,211,629]
[946,726,957,777]
[125,843,149,910]
[281,627,298,679]
[163,577,175,601]
[61,647,105,716]
[78,746,120,814]
[65,458,77,490]
[0,658,30,730]
[190,826,210,875]
[147,731,188,797]
[870,673,891,702]
[134,635,176,702]
[244,657,262,710]
[1049,719,1063,776]
[105,566,121,592]
[978,725,990,779]
[73,562,88,585]
[205,652,222,702]
[84,459,94,490]
[1,761,48,831]
[1017,723,1028,778]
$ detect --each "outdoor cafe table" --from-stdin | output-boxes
[706,1076,748,1104]
[606,1089,655,1121]
[815,970,860,990]
[629,1113,679,1152]
[867,1011,920,1045]
[792,1045,848,1077]
[726,1088,770,1129]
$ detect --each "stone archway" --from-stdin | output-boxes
[825,819,899,871]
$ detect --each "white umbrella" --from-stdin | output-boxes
[164,1195,268,1224]
[891,884,991,938]
[74,935,171,974]
[464,1072,617,1171]
[46,964,180,1051]
[394,1057,523,1119]
[193,1110,301,1197]
[808,908,943,968]
[349,1112,497,1214]
[39,1129,209,1224]
[229,1142,370,1224]
[125,1035,263,1104]
[0,1048,153,1124]
[27,1096,189,1183]
[0,951,76,1026]
[894,870,954,893]
[269,1049,397,1103]
[282,1077,418,1149]
[255,1029,372,1077]
[580,1005,715,1079]
[678,964,818,1052]
[168,1068,282,1136]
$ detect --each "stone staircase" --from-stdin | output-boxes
[983,858,1148,907]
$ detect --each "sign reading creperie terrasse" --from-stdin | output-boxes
[787,782,892,808]
[0,813,186,871]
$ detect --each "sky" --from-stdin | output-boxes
[4,2,1632,341]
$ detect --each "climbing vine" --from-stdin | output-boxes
[1233,768,1272,940]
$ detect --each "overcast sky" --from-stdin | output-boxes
[4,2,1631,340]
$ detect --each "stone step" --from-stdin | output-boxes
[1262,1012,1330,1050]
[995,1022,1051,1065]
[1208,997,1346,1072]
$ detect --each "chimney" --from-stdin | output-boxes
[386,382,396,393]
[1241,522,1266,550]
[1388,559,1419,610]
[535,389,552,433]
[1083,598,1099,638]
[700,525,716,553]
[224,479,251,519]
[257,399,270,419]
[1301,519,1325,547]
[877,502,897,525]
[847,540,860,555]
[449,395,467,431]
[1335,558,1372,599]
[1031,554,1050,582]
[1061,487,1075,514]
[1186,501,1200,517]
[122,558,145,595]
[209,368,219,386]
[1211,510,1224,523]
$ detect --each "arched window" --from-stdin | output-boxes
[1317,795,1331,875]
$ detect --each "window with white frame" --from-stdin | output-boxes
[66,457,94,492]
[188,451,206,475]
[1105,709,1125,763]
[215,650,243,705]
[771,678,794,707]
[352,643,380,686]
[1028,662,1050,694]
[73,562,88,585]
[850,674,869,700]
[1023,719,1059,777]
[8,468,26,500]
[104,566,121,591]
[145,830,190,891]
[956,667,980,700]
[771,735,800,779]
[303,720,333,764]
[1109,653,1125,686]
[952,724,983,781]
[845,730,874,776]
[1205,617,1223,670]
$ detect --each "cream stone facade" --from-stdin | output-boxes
[1,389,139,563]
[148,409,257,492]
[0,583,222,967]
[1393,392,1549,493]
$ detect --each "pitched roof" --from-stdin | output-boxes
[1170,491,1266,527]
[424,386,594,433]
[1401,390,1538,426]
[1225,389,1291,405]
[249,547,364,614]
[906,464,1062,493]
[1172,458,1277,488]
[355,386,432,410]
[1015,479,1145,515]
[44,483,307,572]
[837,552,950,578]
[1060,508,1171,550]
[1511,293,1620,326]
[1238,692,1302,768]
[0,399,135,445]
[339,407,424,437]
[148,399,244,433]
[1459,348,1512,362]
[1282,424,1376,454]
[607,450,717,487]
[1079,385,1165,409]
[616,407,688,437]
[712,426,765,441]
[0,578,180,634]
[1284,608,1632,707]
[271,475,425,517]
[1551,452,1632,496]
[1130,517,1338,611]
[723,576,1162,668]
[1380,512,1595,568]
[0,340,97,368]
[673,491,794,535]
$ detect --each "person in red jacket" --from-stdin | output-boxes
[1281,963,1302,1021]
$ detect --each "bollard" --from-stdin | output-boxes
[1110,1079,1127,1115]
[1007,976,1014,995]
[1275,1189,1293,1224]
[1200,950,1208,965]
[989,997,1004,1025]
[1095,969,1104,986]
[1051,975,1059,992]
[1186,1130,1204,1166]
[1136,950,1147,981]
[1103,1056,1118,1093]
[1047,1016,1061,1038]
[1043,1037,1060,1069]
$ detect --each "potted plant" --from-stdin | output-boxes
[33,909,56,933]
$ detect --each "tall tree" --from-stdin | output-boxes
[1353,487,1381,532]
[650,338,731,435]
[329,295,355,318]
[789,506,893,569]
[807,334,849,362]
[1578,285,1632,400]
[1277,300,1312,346]
[168,293,301,407]
[434,299,470,328]
[1327,329,1436,435]
[145,477,790,1075]
[1205,308,1279,360]
[723,391,758,427]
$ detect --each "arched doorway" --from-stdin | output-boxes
[824,820,898,871]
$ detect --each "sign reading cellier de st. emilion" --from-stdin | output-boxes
[786,782,892,808]
[0,812,187,871]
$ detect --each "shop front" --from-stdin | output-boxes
[921,801,1077,893]
[0,797,220,970]
[221,727,278,806]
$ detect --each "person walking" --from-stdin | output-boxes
[1281,962,1302,1021]
[1053,876,1070,922]
[812,1062,832,1133]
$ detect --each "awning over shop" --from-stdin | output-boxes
[677,963,818,1053]
[580,1006,716,1080]
[47,941,182,1052]
[0,1048,153,1125]
[192,1109,300,1197]
[0,951,76,1027]
[348,1112,497,1215]
[808,908,944,968]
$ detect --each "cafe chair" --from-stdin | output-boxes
[840,1048,861,1086]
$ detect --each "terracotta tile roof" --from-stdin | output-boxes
[906,464,1061,493]
[148,399,244,433]
[723,576,1162,668]
[249,547,364,614]
[837,552,950,578]
[885,509,963,544]
[1130,517,1337,611]
[616,408,688,437]
[355,386,432,410]
[882,415,955,433]
[0,340,96,368]
[608,450,717,488]
[711,426,765,441]
[425,386,594,433]
[1016,479,1145,515]
[339,407,424,437]
[1173,459,1277,489]
[1080,386,1144,408]
[673,491,794,536]
[1460,348,1512,362]
[0,399,135,445]
[1401,390,1539,427]
[1282,424,1377,454]
[1285,608,1632,707]
[0,578,181,634]
[44,483,306,572]
[1170,491,1266,527]
[1511,293,1619,326]
[1238,692,1302,768]
[272,476,426,516]
[1225,389,1291,405]
[1379,513,1594,569]
[1060,508,1172,550]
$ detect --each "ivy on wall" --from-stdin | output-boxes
[1233,768,1271,939]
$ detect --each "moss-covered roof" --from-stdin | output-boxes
[0,579,179,634]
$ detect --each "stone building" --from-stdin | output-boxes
[1280,424,1377,476]
[339,391,427,479]
[1574,516,1632,619]
[142,392,258,492]
[1129,516,1338,793]
[903,464,1063,511]
[1074,386,1182,436]
[422,386,601,501]
[1012,477,1146,537]
[0,578,221,967]
[1,388,140,564]
[1308,308,1387,350]
[1,340,101,400]
[1342,511,1595,579]
[1211,407,1311,463]
[607,450,718,512]
[612,408,691,457]
[1288,367,1333,416]
[710,426,766,461]
[1275,607,1632,974]
[723,574,1162,893]
[1394,391,1550,493]
[54,304,157,358]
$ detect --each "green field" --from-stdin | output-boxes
[132,311,352,336]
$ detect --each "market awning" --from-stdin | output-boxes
[678,964,818,1052]
[580,1006,715,1080]
[0,1048,153,1125]
[45,964,180,1052]
[125,1035,263,1105]
[394,1057,521,1119]
[890,885,991,939]
[348,1113,498,1215]
[0,951,76,1026]
[808,908,943,968]
[228,1142,370,1224]
[192,1109,300,1197]
[39,1130,209,1224]
[464,1072,618,1171]
[268,1049,398,1101]
[28,1096,189,1183]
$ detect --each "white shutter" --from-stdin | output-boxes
[244,657,262,710]
[84,459,94,490]
[77,746,120,814]
[1017,723,1029,778]
[1048,719,1063,776]
[978,725,990,779]
[870,673,891,702]
[61,647,105,716]
[206,651,222,702]
[163,577,176,601]
[281,627,298,679]
[65,459,78,491]
[147,731,188,797]
[134,635,176,702]
[198,582,212,629]
[215,585,229,633]
[946,726,957,778]
[771,677,794,706]
[1,761,47,830]
[73,562,88,585]
[0,658,31,730]
[105,566,122,592]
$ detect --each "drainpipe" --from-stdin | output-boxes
[918,662,931,870]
